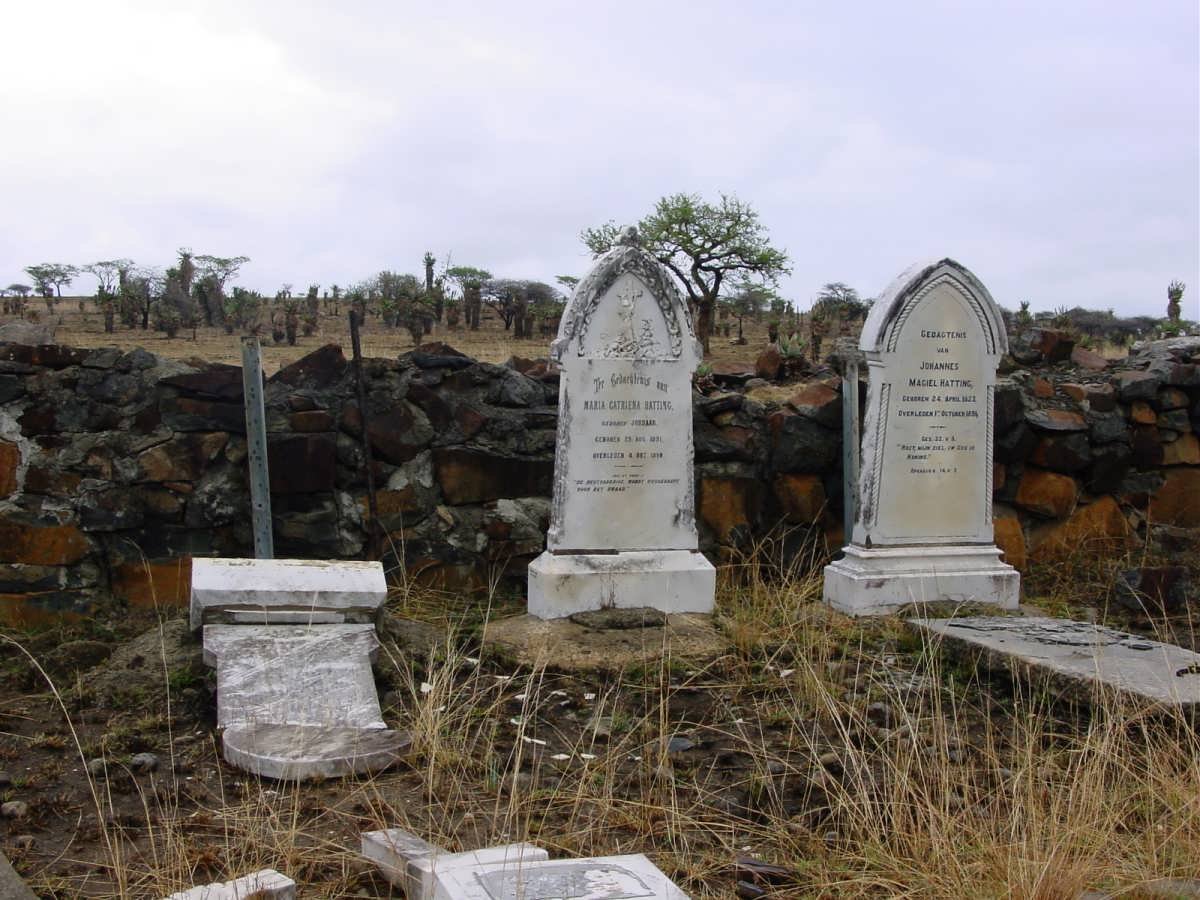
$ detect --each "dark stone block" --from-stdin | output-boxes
[1087,444,1132,494]
[995,422,1037,463]
[270,344,348,388]
[768,410,839,474]
[433,447,553,505]
[267,433,337,493]
[160,364,245,400]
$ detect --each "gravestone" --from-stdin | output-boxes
[912,617,1200,710]
[527,227,715,619]
[823,258,1019,615]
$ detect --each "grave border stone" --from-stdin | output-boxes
[824,258,1019,616]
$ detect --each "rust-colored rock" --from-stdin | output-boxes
[1030,433,1091,473]
[993,516,1026,571]
[1162,433,1200,465]
[1060,383,1087,404]
[112,558,192,608]
[1030,329,1074,363]
[755,345,782,381]
[773,473,826,523]
[1158,387,1189,411]
[433,448,552,505]
[0,439,18,497]
[1033,378,1054,399]
[699,477,757,542]
[1129,401,1156,425]
[267,433,337,493]
[1014,468,1077,519]
[289,410,334,432]
[1030,496,1130,562]
[1148,468,1200,527]
[137,433,228,482]
[1070,346,1109,371]
[1026,408,1087,432]
[0,519,90,565]
[787,379,841,427]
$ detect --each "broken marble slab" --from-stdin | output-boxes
[360,827,690,900]
[912,616,1200,709]
[162,868,295,900]
[362,828,547,899]
[204,624,385,729]
[223,723,410,781]
[190,558,387,630]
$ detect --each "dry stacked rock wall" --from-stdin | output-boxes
[0,335,1196,623]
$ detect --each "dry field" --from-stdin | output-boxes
[25,301,780,373]
[2,535,1199,898]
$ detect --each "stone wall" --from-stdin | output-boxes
[0,334,1196,623]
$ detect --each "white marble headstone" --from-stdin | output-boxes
[547,228,702,553]
[824,259,1019,615]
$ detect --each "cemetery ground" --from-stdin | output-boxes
[2,535,1198,899]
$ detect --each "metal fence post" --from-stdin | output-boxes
[241,336,274,559]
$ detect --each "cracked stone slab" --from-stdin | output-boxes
[204,624,384,729]
[360,827,690,900]
[223,723,409,780]
[911,616,1200,709]
[190,558,387,630]
[162,868,295,899]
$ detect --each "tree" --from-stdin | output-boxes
[195,254,250,289]
[722,282,780,344]
[5,284,31,298]
[582,193,790,352]
[555,275,579,295]
[84,259,134,294]
[24,263,79,300]
[811,282,871,321]
[446,266,491,330]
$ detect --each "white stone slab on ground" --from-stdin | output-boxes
[360,827,690,900]
[203,624,385,729]
[912,616,1200,709]
[223,723,409,781]
[527,550,715,619]
[162,868,295,900]
[190,558,387,630]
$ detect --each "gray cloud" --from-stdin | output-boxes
[2,0,1196,317]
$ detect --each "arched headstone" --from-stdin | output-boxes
[823,258,1019,615]
[528,227,715,618]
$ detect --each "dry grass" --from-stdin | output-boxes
[23,302,780,375]
[6,539,1199,898]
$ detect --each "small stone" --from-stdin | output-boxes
[865,701,893,726]
[12,833,34,850]
[666,735,695,754]
[0,772,10,788]
[130,752,160,773]
[1,800,29,819]
[817,751,841,771]
[86,758,107,778]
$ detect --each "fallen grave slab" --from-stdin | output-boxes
[162,868,295,900]
[911,616,1200,709]
[1,850,37,900]
[190,558,387,629]
[361,827,690,899]
[223,723,410,781]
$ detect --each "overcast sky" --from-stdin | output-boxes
[4,0,1197,317]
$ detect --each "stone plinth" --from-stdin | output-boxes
[222,723,410,781]
[190,558,387,630]
[824,546,1019,616]
[527,550,715,619]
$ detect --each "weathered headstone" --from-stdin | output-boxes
[527,227,715,618]
[823,259,1019,615]
[912,617,1200,710]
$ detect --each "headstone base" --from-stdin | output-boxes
[527,550,715,619]
[823,545,1018,616]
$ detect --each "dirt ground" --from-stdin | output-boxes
[29,301,781,374]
